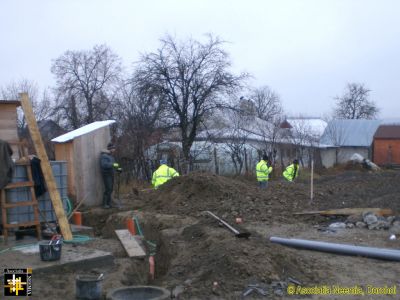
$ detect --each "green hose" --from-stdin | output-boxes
[134,216,144,237]
[63,235,94,244]
[133,216,157,255]
[66,197,73,217]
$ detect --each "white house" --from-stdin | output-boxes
[319,119,381,168]
[147,115,328,174]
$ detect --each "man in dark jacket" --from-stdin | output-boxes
[100,142,119,208]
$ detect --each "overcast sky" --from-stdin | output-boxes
[1,0,399,118]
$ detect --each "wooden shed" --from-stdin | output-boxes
[0,100,21,158]
[52,120,116,206]
[373,125,400,166]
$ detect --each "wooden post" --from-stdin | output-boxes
[213,147,219,175]
[20,93,73,240]
[244,148,248,175]
[310,159,314,203]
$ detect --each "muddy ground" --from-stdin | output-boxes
[22,168,400,299]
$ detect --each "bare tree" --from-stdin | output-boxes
[285,119,313,167]
[253,118,281,164]
[134,34,248,172]
[0,79,64,158]
[241,88,283,164]
[114,78,164,180]
[221,110,250,175]
[51,44,122,128]
[0,79,55,128]
[334,83,379,119]
[250,86,282,121]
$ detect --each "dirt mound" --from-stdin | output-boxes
[142,171,400,223]
[148,216,321,299]
[142,172,300,222]
[80,170,400,299]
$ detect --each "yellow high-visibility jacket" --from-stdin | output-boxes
[256,160,272,182]
[152,164,179,188]
[283,164,299,182]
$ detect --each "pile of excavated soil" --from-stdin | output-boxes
[141,171,400,224]
[74,170,400,299]
[57,209,326,299]
[95,212,323,299]
[141,172,306,223]
[156,219,322,299]
[129,170,400,298]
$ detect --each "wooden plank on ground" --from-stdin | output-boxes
[294,208,393,216]
[115,229,146,258]
[20,93,73,240]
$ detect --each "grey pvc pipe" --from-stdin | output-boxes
[270,237,400,261]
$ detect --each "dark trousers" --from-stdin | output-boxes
[102,172,114,206]
[258,181,268,189]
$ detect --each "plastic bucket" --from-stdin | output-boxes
[106,286,170,300]
[76,274,103,300]
[39,241,62,261]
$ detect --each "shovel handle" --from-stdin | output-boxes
[205,211,240,235]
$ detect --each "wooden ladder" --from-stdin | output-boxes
[1,161,42,243]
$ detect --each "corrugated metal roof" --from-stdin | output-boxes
[320,119,381,147]
[51,120,116,143]
[374,125,400,139]
[286,118,328,137]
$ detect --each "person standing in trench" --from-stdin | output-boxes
[100,143,120,208]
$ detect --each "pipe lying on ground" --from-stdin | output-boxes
[270,237,400,261]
